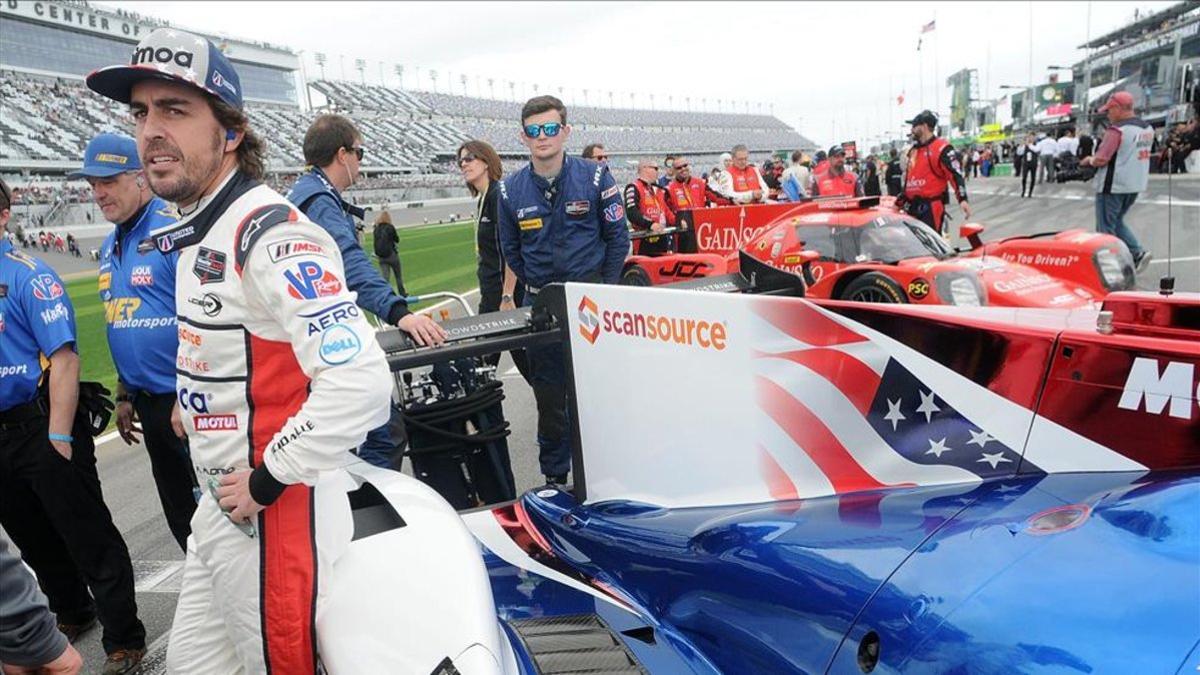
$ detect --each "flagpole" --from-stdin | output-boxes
[933,10,940,123]
[918,37,924,110]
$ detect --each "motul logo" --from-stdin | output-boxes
[193,414,238,431]
[1117,357,1197,420]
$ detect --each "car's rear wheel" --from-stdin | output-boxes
[621,265,652,286]
[840,272,908,303]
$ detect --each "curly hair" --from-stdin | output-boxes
[209,97,267,180]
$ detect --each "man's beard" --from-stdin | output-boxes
[148,132,225,204]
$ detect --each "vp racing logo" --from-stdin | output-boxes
[577,296,601,344]
[577,295,728,351]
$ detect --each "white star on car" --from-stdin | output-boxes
[925,437,952,458]
[916,390,940,423]
[967,429,995,447]
[977,452,1012,469]
[884,397,905,431]
[165,30,177,38]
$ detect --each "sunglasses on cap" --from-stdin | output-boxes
[523,122,562,139]
[458,153,477,166]
[345,145,365,161]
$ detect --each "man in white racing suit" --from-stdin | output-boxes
[87,29,392,674]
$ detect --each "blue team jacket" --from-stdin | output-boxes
[497,155,630,288]
[287,167,408,323]
[98,198,180,396]
[0,239,76,408]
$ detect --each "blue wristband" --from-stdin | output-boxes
[48,433,74,443]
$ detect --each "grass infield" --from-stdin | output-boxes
[67,221,480,398]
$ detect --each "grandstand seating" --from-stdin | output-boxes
[1,71,814,174]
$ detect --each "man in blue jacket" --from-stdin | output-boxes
[74,133,196,551]
[497,96,629,485]
[288,115,445,469]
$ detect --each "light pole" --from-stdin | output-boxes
[394,64,404,88]
[354,58,365,85]
[314,52,326,80]
[488,78,495,99]
[460,74,467,96]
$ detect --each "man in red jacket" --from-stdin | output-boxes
[897,110,971,234]
[625,159,675,255]
[664,155,732,213]
[809,145,862,197]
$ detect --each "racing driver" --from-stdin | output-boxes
[897,109,972,234]
[87,28,392,674]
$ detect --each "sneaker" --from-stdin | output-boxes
[102,648,146,675]
[544,474,569,487]
[57,616,97,642]
[1134,251,1153,273]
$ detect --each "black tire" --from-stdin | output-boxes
[620,265,652,286]
[840,272,908,304]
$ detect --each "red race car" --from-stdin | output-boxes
[623,197,1136,308]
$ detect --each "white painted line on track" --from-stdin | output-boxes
[971,188,1200,207]
[1147,255,1200,265]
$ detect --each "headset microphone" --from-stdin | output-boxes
[226,129,236,141]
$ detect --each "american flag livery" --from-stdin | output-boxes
[752,298,1043,501]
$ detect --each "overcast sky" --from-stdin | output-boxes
[111,1,1178,148]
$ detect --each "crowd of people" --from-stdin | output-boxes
[0,22,1182,675]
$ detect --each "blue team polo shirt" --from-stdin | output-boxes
[98,198,180,396]
[0,239,77,409]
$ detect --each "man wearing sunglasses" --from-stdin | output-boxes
[581,144,608,163]
[625,159,675,255]
[288,114,446,470]
[497,95,629,486]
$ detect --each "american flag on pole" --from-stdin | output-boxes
[921,19,937,33]
[750,299,1042,502]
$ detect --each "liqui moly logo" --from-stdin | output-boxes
[1117,357,1198,420]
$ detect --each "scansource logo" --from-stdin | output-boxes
[579,295,728,350]
[578,296,600,344]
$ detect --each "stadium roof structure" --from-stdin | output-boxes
[1078,0,1199,50]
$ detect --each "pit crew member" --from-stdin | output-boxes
[0,177,147,674]
[87,28,392,674]
[724,144,769,203]
[664,154,732,212]
[497,95,629,486]
[74,133,197,552]
[288,114,446,469]
[897,109,971,234]
[809,145,863,198]
[625,158,676,255]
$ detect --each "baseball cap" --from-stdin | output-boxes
[828,145,846,157]
[1097,91,1134,113]
[86,28,243,110]
[68,133,142,179]
[905,109,939,128]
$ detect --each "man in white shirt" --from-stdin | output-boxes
[1035,133,1059,183]
[1059,129,1079,157]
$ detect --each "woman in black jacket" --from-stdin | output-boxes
[863,156,882,196]
[459,139,529,377]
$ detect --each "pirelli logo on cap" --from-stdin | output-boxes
[95,153,129,164]
[519,218,543,231]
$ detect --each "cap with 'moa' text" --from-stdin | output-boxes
[86,28,243,110]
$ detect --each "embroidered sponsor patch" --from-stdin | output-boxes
[156,225,194,253]
[603,203,625,223]
[98,272,112,292]
[193,247,227,285]
[565,200,590,216]
[516,206,539,219]
[284,261,343,300]
[601,185,620,200]
[193,414,238,431]
[907,278,931,299]
[519,218,544,231]
[30,274,63,301]
[130,265,154,286]
[269,239,327,263]
[136,238,156,253]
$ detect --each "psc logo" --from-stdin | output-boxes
[577,296,600,345]
[907,278,930,300]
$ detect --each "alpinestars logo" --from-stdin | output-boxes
[578,296,600,344]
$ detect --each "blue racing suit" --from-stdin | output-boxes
[288,167,409,469]
[497,155,629,478]
[0,240,76,409]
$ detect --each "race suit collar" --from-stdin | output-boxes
[117,200,151,232]
[913,135,940,149]
[152,169,260,254]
